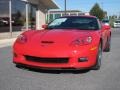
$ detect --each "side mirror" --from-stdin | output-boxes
[42,24,48,29]
[102,24,111,30]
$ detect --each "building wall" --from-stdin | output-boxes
[36,2,46,30]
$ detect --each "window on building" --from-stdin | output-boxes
[12,0,26,31]
[49,14,54,22]
[62,13,69,16]
[55,14,61,19]
[28,4,37,29]
[0,0,9,32]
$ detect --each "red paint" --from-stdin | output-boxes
[13,16,111,70]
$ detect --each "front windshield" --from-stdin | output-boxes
[47,17,99,30]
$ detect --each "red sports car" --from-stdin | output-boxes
[13,16,111,70]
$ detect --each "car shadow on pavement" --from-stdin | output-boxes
[16,65,90,74]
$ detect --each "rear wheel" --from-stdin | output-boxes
[104,36,111,52]
[93,43,102,70]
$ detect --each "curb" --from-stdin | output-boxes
[0,38,16,48]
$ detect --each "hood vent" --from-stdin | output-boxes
[41,41,54,44]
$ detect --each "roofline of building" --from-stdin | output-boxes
[49,10,82,13]
[27,0,59,9]
[49,10,82,14]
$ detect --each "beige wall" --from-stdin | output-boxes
[27,0,58,30]
[36,10,46,30]
[36,2,47,30]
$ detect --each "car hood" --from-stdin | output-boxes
[29,29,92,44]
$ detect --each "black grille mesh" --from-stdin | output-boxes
[25,55,68,63]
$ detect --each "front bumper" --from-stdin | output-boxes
[13,44,98,69]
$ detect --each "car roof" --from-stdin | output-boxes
[61,15,97,19]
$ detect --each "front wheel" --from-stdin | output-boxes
[93,43,102,70]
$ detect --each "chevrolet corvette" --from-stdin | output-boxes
[13,15,111,70]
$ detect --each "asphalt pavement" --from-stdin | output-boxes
[0,28,120,90]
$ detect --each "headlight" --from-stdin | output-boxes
[70,36,92,46]
[16,34,27,44]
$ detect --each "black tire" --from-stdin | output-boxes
[16,64,24,69]
[93,43,102,70]
[104,36,111,52]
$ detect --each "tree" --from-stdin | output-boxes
[90,3,105,20]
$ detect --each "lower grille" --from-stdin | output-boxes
[25,55,68,63]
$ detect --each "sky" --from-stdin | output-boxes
[54,0,120,16]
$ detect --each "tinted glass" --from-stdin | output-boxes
[12,0,26,32]
[0,0,9,32]
[48,17,99,30]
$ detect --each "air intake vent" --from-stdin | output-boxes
[41,41,54,44]
[25,55,69,63]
